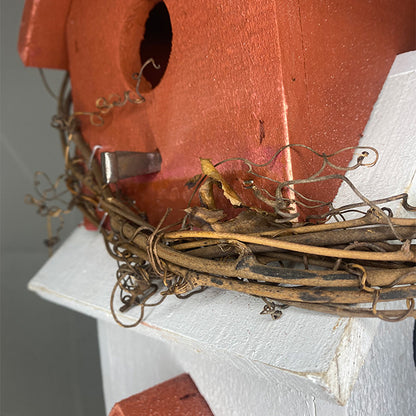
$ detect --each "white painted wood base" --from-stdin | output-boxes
[28,51,416,415]
[97,316,415,416]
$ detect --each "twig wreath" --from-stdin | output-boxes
[27,61,416,327]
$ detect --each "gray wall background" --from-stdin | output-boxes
[1,1,106,414]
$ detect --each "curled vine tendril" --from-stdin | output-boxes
[72,58,160,126]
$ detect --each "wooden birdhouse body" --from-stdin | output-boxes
[19,0,416,224]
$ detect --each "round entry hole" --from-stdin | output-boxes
[139,2,172,89]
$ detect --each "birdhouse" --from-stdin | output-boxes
[18,0,416,224]
[20,3,416,414]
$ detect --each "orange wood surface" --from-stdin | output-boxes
[109,374,213,416]
[19,1,416,224]
[18,0,71,69]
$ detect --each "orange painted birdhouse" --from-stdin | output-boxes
[19,0,415,224]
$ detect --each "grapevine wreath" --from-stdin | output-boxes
[28,63,416,327]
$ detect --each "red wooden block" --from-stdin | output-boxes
[109,374,214,416]
[18,0,71,69]
[19,1,415,224]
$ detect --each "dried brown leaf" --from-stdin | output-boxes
[200,158,243,207]
[185,174,202,189]
[185,207,225,230]
[199,178,216,209]
[211,210,283,234]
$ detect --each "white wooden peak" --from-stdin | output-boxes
[28,51,416,415]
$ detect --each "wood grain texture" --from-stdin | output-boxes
[63,0,415,224]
